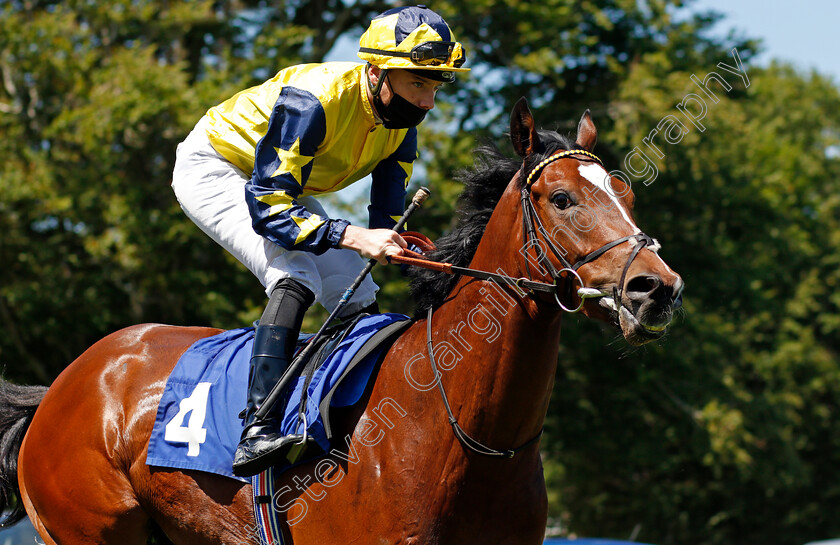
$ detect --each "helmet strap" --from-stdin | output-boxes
[367,63,388,99]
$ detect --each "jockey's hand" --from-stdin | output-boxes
[339,225,407,265]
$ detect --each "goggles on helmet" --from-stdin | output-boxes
[360,41,466,68]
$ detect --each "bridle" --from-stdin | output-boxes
[394,148,665,459]
[393,148,662,313]
[518,148,661,312]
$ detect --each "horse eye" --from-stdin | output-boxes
[552,192,572,210]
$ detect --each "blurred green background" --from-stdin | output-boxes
[2,1,839,544]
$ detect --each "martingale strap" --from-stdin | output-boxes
[425,307,543,458]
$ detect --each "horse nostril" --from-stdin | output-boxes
[625,275,661,300]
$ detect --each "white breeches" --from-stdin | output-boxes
[171,116,378,313]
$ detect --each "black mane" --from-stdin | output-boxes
[408,129,577,314]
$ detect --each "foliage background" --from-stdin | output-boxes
[2,1,839,544]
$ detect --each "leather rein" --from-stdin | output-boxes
[391,149,661,459]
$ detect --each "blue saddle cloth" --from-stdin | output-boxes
[146,313,410,482]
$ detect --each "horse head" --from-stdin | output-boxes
[509,98,683,345]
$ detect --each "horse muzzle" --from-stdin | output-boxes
[598,274,684,345]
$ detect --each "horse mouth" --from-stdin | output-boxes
[596,295,671,345]
[618,305,671,345]
[589,280,675,346]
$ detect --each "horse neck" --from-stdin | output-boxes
[431,182,563,447]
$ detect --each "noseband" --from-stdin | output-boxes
[519,149,660,312]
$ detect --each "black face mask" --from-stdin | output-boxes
[372,74,428,129]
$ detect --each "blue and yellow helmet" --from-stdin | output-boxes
[358,5,469,83]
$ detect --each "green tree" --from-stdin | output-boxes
[543,60,840,544]
[0,0,390,382]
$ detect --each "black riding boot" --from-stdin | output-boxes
[232,278,314,477]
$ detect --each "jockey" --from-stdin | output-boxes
[171,5,468,477]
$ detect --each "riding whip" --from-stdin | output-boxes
[254,187,431,420]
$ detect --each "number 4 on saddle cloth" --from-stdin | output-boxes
[146,313,411,482]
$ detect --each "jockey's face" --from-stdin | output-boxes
[369,67,442,111]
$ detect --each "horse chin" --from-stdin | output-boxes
[617,304,670,346]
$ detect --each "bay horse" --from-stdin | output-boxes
[0,99,682,544]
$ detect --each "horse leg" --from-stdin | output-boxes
[19,429,153,545]
[17,500,58,545]
[19,482,139,545]
[14,325,257,545]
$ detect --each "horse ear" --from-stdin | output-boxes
[575,109,598,152]
[510,97,540,158]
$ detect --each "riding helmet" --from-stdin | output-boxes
[358,5,469,83]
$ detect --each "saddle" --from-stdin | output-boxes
[275,312,412,465]
[146,313,411,481]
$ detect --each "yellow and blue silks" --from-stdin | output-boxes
[204,62,416,254]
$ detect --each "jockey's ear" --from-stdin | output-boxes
[367,64,384,92]
[575,109,597,152]
[509,97,540,158]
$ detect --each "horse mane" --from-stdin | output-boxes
[408,129,577,315]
